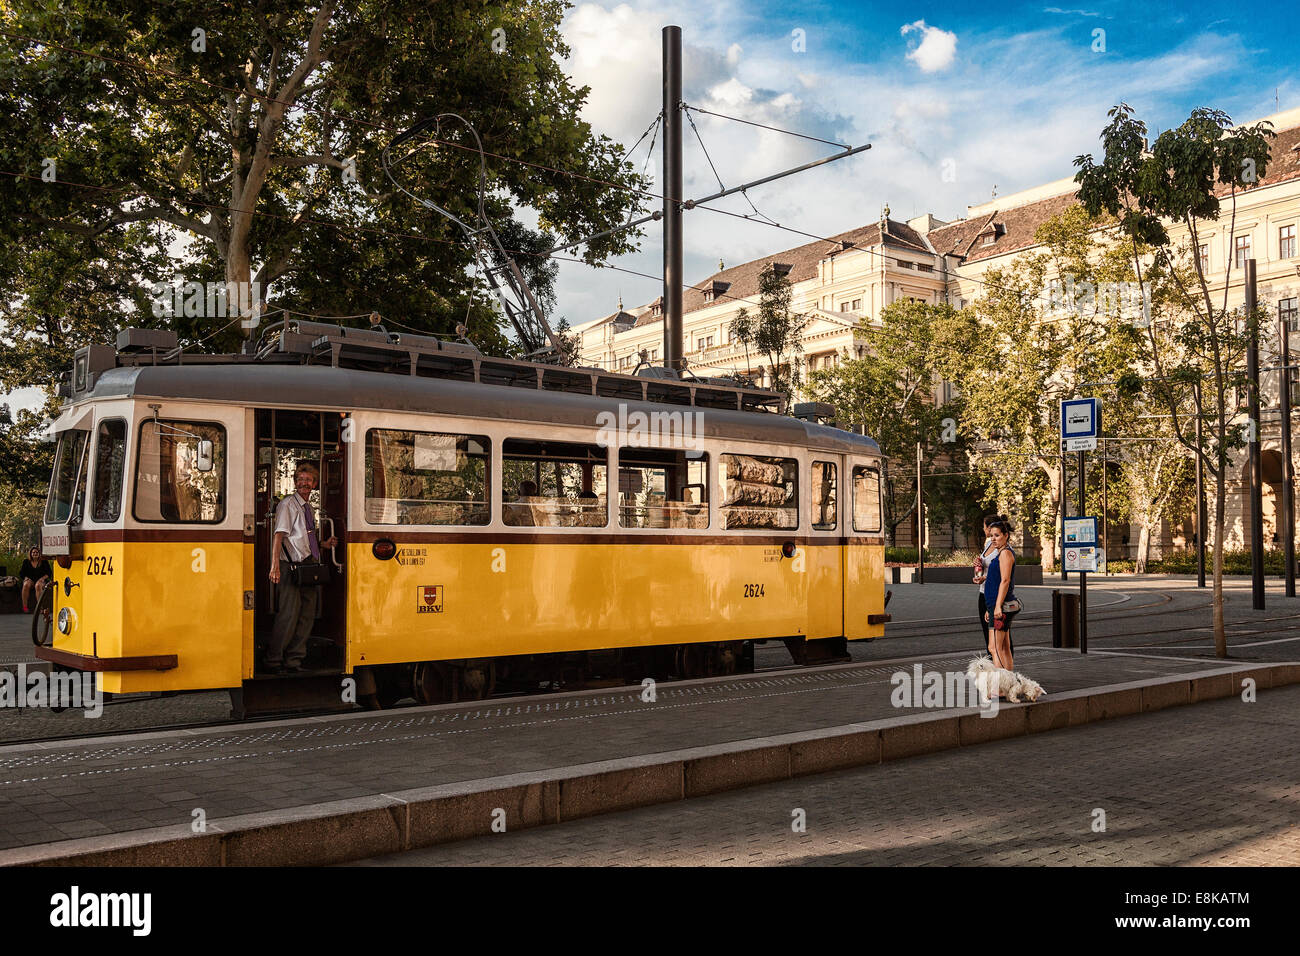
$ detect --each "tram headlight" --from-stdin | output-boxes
[57,607,76,634]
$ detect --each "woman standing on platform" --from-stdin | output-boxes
[983,518,1019,673]
[973,514,1006,652]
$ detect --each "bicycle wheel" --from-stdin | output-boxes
[31,586,53,647]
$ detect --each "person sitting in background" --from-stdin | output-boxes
[20,546,52,614]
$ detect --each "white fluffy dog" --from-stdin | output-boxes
[966,656,1046,703]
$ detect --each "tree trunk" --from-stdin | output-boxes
[1038,466,1062,571]
[1136,521,1151,574]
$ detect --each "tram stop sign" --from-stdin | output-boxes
[1063,516,1099,572]
[1061,397,1101,452]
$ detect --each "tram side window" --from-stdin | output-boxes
[502,438,607,528]
[812,460,837,531]
[134,420,226,523]
[619,449,708,529]
[365,429,490,526]
[718,454,798,530]
[92,419,127,522]
[852,465,882,533]
[45,430,89,524]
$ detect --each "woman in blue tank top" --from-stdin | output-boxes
[983,518,1018,672]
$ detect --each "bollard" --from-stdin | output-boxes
[1060,592,1080,648]
[1051,589,1061,648]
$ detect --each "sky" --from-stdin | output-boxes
[6,1,1298,417]
[546,0,1300,327]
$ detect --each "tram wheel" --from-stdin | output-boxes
[677,643,708,679]
[412,661,452,706]
[459,660,495,701]
[31,588,53,647]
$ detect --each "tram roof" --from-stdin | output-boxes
[85,363,881,456]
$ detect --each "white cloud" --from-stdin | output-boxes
[901,20,957,73]
[545,4,1268,329]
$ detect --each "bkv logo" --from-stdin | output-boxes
[1,664,103,718]
[149,279,263,329]
[417,586,444,614]
[595,402,705,451]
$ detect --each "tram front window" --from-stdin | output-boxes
[45,430,89,524]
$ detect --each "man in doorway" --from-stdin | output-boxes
[267,461,336,674]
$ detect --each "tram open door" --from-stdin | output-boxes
[248,409,349,690]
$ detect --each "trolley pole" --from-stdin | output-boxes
[1246,259,1265,610]
[662,25,684,373]
[1281,313,1296,597]
[1078,447,1087,653]
[916,440,925,584]
[1195,381,1206,588]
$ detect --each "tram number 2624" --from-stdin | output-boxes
[742,583,766,598]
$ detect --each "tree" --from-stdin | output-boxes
[0,0,647,369]
[1074,104,1275,656]
[807,300,978,545]
[954,205,1147,567]
[1117,429,1194,573]
[728,265,809,398]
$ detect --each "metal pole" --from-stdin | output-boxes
[1281,312,1296,597]
[916,440,924,584]
[1102,438,1109,575]
[1195,381,1206,588]
[1246,258,1264,609]
[1078,447,1087,653]
[1059,452,1068,581]
[662,26,684,373]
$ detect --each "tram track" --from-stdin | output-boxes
[6,592,1298,748]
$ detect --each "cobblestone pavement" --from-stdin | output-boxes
[0,645,1243,850]
[3,576,1298,745]
[354,685,1300,867]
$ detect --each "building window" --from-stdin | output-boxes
[1198,243,1210,274]
[981,234,995,247]
[851,298,862,310]
[1282,297,1299,333]
[916,263,934,273]
[897,260,914,269]
[1235,234,1252,269]
[1282,225,1297,260]
[840,301,851,311]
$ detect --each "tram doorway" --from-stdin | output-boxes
[252,409,348,675]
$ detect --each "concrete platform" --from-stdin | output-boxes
[1,645,1294,866]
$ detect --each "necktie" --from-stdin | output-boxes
[302,499,321,561]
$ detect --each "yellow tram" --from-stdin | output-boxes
[36,323,889,715]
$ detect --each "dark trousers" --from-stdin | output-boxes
[268,579,319,668]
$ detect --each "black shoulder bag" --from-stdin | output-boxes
[281,541,329,587]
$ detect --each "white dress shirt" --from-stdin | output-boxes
[274,493,317,563]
